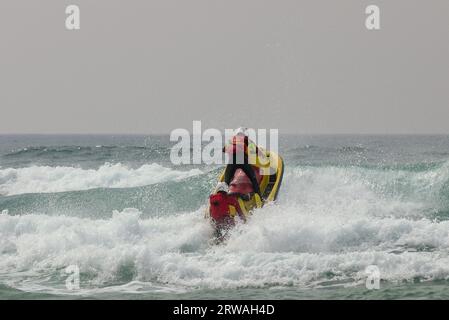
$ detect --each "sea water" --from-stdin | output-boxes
[1,134,449,299]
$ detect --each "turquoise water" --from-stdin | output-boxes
[1,134,449,299]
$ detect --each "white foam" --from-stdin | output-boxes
[2,163,449,294]
[1,201,449,294]
[0,163,202,195]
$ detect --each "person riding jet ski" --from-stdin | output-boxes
[207,127,284,240]
[222,127,268,207]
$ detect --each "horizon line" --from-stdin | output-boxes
[1,132,449,136]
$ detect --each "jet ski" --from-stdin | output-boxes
[205,149,284,240]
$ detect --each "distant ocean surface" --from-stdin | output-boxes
[1,134,449,299]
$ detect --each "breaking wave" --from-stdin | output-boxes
[2,161,449,295]
[0,163,202,196]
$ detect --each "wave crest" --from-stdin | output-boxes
[0,163,202,196]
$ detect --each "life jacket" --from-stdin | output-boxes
[209,192,248,222]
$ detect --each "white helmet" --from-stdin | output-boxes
[215,182,229,193]
[234,127,248,136]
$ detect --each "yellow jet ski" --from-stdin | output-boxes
[206,147,284,239]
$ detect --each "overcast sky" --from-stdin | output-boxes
[0,0,448,134]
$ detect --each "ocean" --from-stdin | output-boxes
[1,134,449,299]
